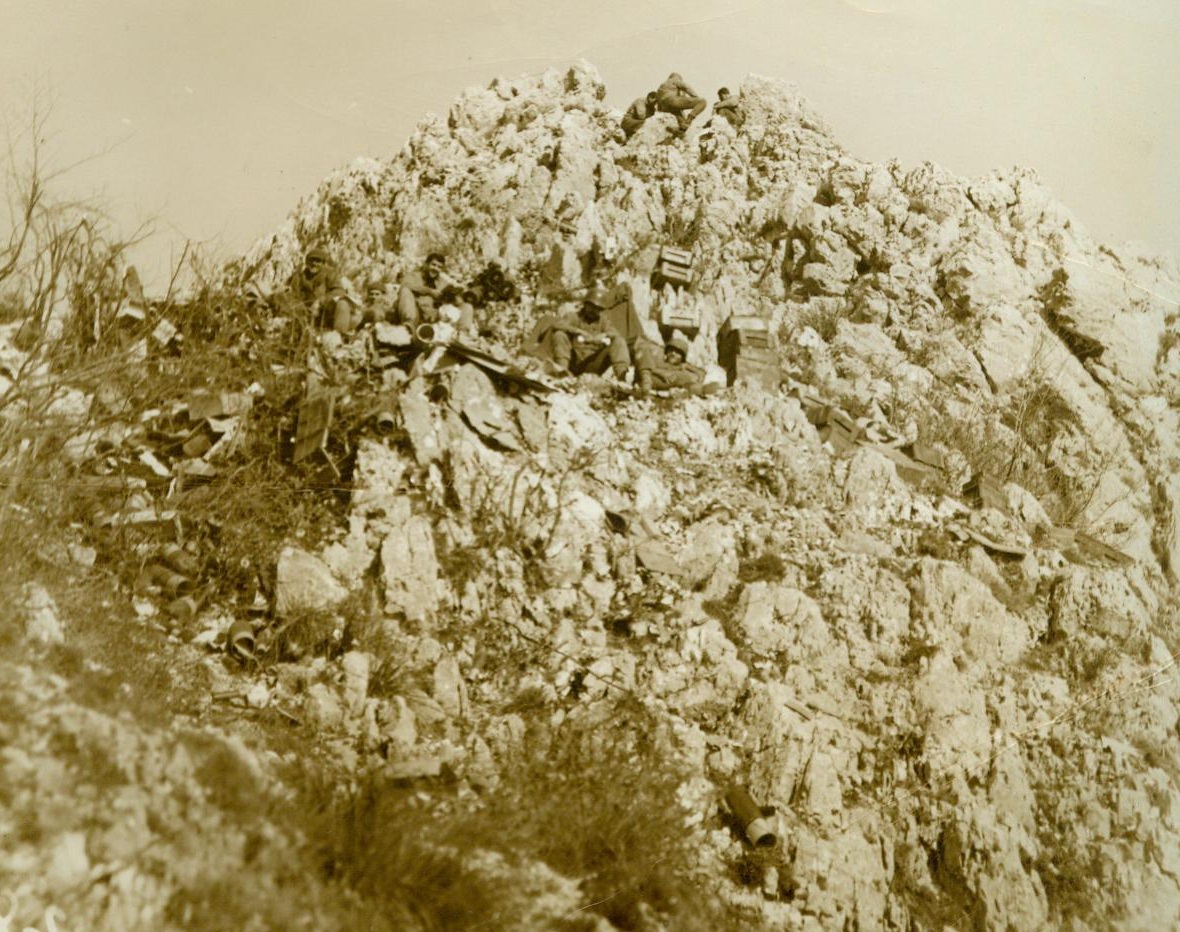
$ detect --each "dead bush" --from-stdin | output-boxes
[469,696,724,930]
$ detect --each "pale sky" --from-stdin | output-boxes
[3,0,1178,288]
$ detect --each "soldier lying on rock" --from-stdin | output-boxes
[638,332,720,396]
[397,252,474,332]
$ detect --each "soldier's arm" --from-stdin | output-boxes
[549,314,606,341]
[403,270,439,299]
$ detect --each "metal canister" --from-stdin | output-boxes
[226,618,256,661]
[725,785,777,848]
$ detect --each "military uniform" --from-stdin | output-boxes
[622,95,656,138]
[637,334,713,394]
[397,258,474,331]
[714,91,745,128]
[539,310,631,378]
[655,73,706,132]
[284,249,360,333]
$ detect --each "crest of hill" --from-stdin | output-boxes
[239,60,1180,576]
[7,60,1180,932]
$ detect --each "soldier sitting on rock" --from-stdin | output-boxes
[397,252,474,332]
[655,72,706,134]
[285,246,363,334]
[534,285,633,382]
[622,91,659,139]
[713,87,745,129]
[365,275,397,323]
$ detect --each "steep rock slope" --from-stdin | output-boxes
[6,62,1180,930]
[229,62,1180,928]
[242,62,1180,576]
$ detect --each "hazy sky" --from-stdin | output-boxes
[3,0,1178,288]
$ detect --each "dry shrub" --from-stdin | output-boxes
[298,770,506,932]
[469,696,722,931]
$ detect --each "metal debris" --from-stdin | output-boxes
[725,785,777,848]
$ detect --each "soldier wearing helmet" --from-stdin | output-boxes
[637,330,718,395]
[286,246,362,334]
[534,284,632,381]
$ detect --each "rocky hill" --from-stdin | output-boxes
[4,61,1180,930]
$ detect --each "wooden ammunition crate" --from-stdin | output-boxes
[658,307,701,341]
[818,420,858,453]
[726,353,782,391]
[718,314,769,339]
[903,442,946,471]
[963,472,1007,512]
[653,261,693,289]
[659,246,693,265]
[719,341,778,371]
[719,328,773,357]
[651,246,694,290]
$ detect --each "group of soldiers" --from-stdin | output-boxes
[529,284,716,396]
[278,70,735,396]
[621,73,745,139]
[283,248,475,336]
[281,245,714,397]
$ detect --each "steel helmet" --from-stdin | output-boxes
[583,284,611,308]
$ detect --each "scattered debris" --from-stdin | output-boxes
[725,785,777,848]
[292,388,335,464]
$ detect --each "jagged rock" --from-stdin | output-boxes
[320,516,375,589]
[380,506,441,621]
[274,547,348,616]
[341,651,370,718]
[399,379,443,465]
[678,516,738,596]
[801,750,843,816]
[379,696,418,754]
[841,446,911,521]
[633,471,670,519]
[432,655,467,720]
[1049,565,1155,640]
[788,818,890,927]
[21,584,64,645]
[937,809,1049,930]
[542,489,608,586]
[736,583,829,660]
[303,683,344,730]
[448,364,521,450]
[913,653,992,775]
[386,756,443,780]
[816,559,910,665]
[351,439,408,526]
[911,557,1029,667]
[546,393,611,464]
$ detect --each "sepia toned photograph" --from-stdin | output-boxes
[1,1,1178,928]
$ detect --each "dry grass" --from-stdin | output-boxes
[273,696,732,931]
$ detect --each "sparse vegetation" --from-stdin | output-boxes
[796,300,840,342]
[5,68,1180,932]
